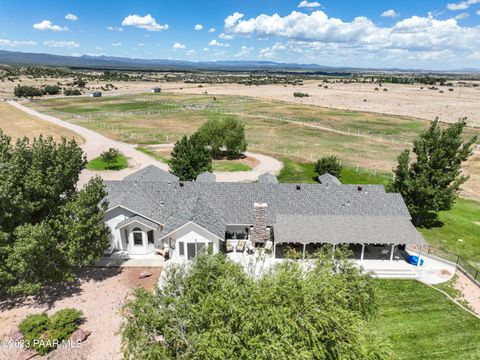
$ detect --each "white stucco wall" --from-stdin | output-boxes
[161,222,220,260]
[104,207,136,251]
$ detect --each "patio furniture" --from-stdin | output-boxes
[226,240,234,253]
[236,240,246,253]
[156,243,169,259]
[246,243,255,254]
[265,241,273,251]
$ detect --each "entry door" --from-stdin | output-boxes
[187,243,196,260]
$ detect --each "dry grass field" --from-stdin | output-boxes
[27,92,480,200]
[173,80,480,127]
[0,102,83,143]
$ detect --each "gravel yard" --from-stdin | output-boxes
[0,267,161,360]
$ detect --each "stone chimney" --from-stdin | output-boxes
[250,203,269,246]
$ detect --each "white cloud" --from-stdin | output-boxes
[234,45,254,58]
[225,12,244,28]
[65,13,78,21]
[259,42,286,58]
[219,33,233,40]
[224,10,480,53]
[173,42,186,49]
[477,9,480,14]
[298,1,321,8]
[111,42,122,47]
[33,20,68,32]
[137,43,144,47]
[43,40,79,48]
[96,46,102,50]
[381,9,399,18]
[107,26,123,32]
[208,27,216,32]
[186,49,196,56]
[470,51,480,59]
[455,12,470,20]
[447,0,480,10]
[122,14,168,31]
[194,24,204,31]
[208,39,229,47]
[0,38,37,47]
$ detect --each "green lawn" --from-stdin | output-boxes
[372,280,480,360]
[418,198,480,265]
[277,158,391,185]
[212,160,252,172]
[136,146,170,164]
[86,153,128,170]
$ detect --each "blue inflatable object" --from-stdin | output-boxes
[407,255,424,266]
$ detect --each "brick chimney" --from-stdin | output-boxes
[250,203,269,246]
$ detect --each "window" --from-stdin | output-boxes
[147,230,154,244]
[169,237,175,249]
[133,227,143,246]
[179,241,184,256]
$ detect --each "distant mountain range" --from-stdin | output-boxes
[0,50,479,74]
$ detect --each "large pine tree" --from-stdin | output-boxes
[391,118,477,226]
[169,133,212,181]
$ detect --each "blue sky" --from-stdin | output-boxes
[1,0,480,69]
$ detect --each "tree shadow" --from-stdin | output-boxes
[0,267,122,311]
[416,212,444,229]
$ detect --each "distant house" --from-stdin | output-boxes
[151,87,162,93]
[103,166,425,268]
[91,91,102,97]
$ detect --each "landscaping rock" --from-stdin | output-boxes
[154,334,165,343]
[17,349,37,360]
[10,330,23,341]
[70,329,91,342]
[139,271,152,279]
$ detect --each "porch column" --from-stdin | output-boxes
[417,245,423,268]
[360,244,365,261]
[389,245,395,262]
[273,243,277,259]
[302,243,306,260]
[332,244,336,260]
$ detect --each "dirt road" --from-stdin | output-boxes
[8,101,282,185]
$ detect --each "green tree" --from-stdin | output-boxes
[390,118,477,225]
[0,131,109,294]
[169,133,212,181]
[101,147,120,165]
[197,117,247,158]
[314,155,343,177]
[14,85,43,98]
[121,250,393,359]
[43,85,60,95]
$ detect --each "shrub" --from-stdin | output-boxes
[100,148,120,164]
[64,88,81,96]
[49,308,82,338]
[293,92,309,97]
[314,155,343,177]
[43,85,60,95]
[14,85,43,98]
[18,309,82,355]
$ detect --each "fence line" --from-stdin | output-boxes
[426,245,480,287]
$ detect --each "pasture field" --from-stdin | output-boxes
[0,102,83,143]
[372,280,480,360]
[27,92,479,198]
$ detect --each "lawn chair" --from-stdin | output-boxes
[236,240,246,253]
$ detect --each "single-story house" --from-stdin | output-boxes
[151,87,162,93]
[104,166,425,261]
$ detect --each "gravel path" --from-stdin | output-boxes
[0,268,161,360]
[9,101,283,186]
[454,271,480,315]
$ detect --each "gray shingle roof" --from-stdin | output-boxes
[123,165,178,183]
[196,171,216,182]
[274,215,425,245]
[105,181,413,243]
[115,215,161,230]
[258,172,278,184]
[318,173,341,186]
